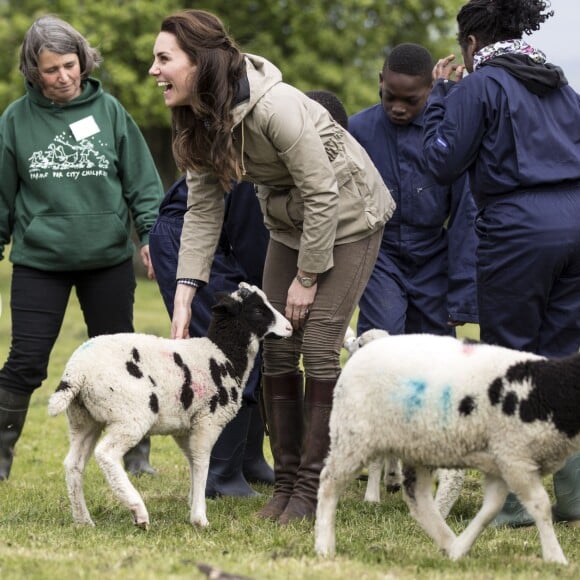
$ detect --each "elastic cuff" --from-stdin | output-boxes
[177,278,206,289]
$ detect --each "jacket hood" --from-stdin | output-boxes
[25,77,103,107]
[230,54,283,126]
[482,54,568,97]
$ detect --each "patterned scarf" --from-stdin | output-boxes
[473,39,546,71]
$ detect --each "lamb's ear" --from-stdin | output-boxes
[213,290,229,303]
[212,295,242,317]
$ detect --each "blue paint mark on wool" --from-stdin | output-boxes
[401,379,427,421]
[439,385,452,424]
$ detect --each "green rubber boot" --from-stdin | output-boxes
[552,454,580,526]
[491,491,534,528]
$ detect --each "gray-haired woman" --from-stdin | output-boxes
[0,15,163,480]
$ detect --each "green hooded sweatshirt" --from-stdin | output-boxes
[0,78,163,270]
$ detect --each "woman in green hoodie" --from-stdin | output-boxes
[0,16,164,480]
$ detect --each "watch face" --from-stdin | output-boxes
[298,275,315,287]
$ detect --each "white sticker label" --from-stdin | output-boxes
[69,115,100,141]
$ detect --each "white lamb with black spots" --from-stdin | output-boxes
[48,283,291,530]
[342,328,464,516]
[317,333,580,565]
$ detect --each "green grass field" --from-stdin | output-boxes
[0,257,577,579]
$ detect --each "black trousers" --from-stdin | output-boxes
[0,259,135,395]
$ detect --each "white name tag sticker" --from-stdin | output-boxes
[70,116,101,141]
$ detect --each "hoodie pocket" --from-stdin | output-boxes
[21,212,131,269]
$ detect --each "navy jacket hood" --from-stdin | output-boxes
[481,54,568,97]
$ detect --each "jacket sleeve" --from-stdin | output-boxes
[445,171,479,324]
[116,105,164,246]
[175,170,225,282]
[423,79,485,185]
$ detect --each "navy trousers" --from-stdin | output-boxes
[476,189,580,357]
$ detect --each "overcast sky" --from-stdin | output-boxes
[525,0,580,90]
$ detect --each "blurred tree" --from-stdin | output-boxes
[0,0,464,184]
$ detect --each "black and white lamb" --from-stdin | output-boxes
[342,328,464,516]
[48,282,292,530]
[317,333,580,565]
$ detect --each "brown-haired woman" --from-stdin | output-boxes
[149,9,395,524]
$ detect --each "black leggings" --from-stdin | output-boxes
[0,260,135,395]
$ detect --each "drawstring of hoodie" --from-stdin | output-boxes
[240,121,246,176]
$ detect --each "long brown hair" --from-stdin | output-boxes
[160,10,245,190]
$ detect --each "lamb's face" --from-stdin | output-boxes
[235,283,292,339]
[343,328,389,357]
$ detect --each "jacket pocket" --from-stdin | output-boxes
[256,186,303,231]
[408,178,449,227]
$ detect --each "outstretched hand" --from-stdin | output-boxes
[171,284,195,339]
[433,54,466,82]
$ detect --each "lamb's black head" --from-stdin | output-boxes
[211,283,292,340]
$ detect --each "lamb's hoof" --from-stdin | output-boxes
[446,543,467,561]
[134,520,149,530]
[191,517,209,527]
[74,519,96,527]
[315,546,334,559]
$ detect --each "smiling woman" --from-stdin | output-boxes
[148,8,396,525]
[150,32,197,108]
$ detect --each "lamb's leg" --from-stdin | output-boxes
[94,427,150,529]
[181,418,224,527]
[402,465,456,553]
[504,471,568,565]
[447,474,508,560]
[63,404,102,526]
[384,456,402,493]
[315,449,363,557]
[173,434,195,508]
[364,458,383,503]
[435,468,465,519]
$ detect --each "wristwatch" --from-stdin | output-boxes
[296,273,317,288]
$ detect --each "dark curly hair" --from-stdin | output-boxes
[382,43,433,86]
[457,0,554,49]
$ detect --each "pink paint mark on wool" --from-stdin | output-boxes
[461,342,477,355]
[190,367,212,398]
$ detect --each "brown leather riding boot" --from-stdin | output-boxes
[278,376,335,525]
[256,372,304,521]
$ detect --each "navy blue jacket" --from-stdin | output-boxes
[423,69,580,206]
[349,104,478,324]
